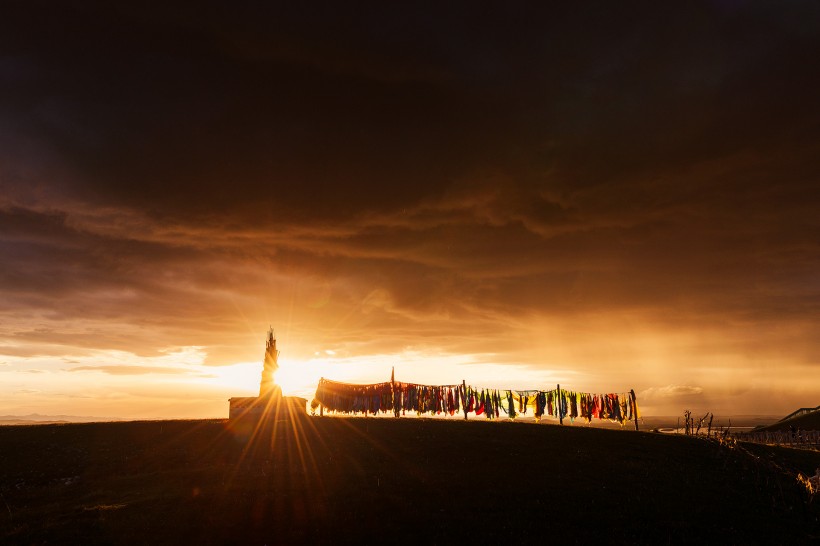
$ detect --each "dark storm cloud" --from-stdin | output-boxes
[3,2,815,222]
[0,205,260,358]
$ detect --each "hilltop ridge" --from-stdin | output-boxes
[1,418,818,544]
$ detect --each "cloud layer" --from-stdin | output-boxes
[2,2,819,417]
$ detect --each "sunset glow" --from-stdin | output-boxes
[1,3,819,421]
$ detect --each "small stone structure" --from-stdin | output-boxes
[228,329,307,424]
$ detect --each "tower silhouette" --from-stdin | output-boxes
[258,327,281,398]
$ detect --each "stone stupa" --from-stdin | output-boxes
[258,328,281,399]
[228,328,307,423]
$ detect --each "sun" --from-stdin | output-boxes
[272,359,319,398]
[201,359,318,399]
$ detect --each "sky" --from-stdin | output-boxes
[1,2,819,419]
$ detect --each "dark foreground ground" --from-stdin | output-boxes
[1,417,818,545]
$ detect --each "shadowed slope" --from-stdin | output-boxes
[1,418,818,544]
[760,409,820,432]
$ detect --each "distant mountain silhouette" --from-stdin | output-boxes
[0,414,123,425]
[756,406,820,431]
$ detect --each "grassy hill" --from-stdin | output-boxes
[759,409,820,432]
[1,417,818,544]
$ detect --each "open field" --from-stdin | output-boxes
[1,417,818,544]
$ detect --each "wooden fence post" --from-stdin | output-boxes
[391,366,400,418]
[557,384,563,425]
[462,380,468,420]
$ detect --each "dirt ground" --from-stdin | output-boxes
[1,416,818,544]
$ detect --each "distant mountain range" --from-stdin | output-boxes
[0,414,124,425]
